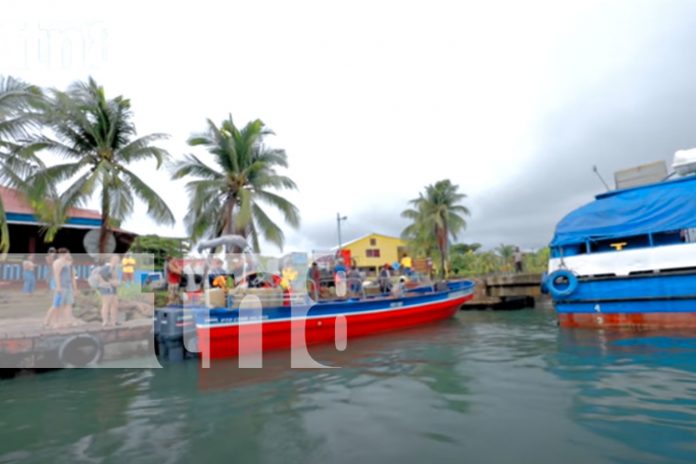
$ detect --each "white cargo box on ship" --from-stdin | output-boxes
[673,148,696,176]
[614,161,667,189]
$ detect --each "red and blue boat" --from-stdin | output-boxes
[194,280,474,359]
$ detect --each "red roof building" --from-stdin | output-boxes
[0,186,136,254]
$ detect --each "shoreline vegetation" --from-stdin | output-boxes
[0,75,546,277]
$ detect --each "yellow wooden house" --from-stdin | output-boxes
[341,233,408,273]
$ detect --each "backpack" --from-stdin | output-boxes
[88,265,104,289]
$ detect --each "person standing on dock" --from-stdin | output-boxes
[99,255,121,327]
[45,247,56,291]
[45,248,80,328]
[121,252,136,285]
[514,247,523,273]
[42,248,58,327]
[22,254,36,295]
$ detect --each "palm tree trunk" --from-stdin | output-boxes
[439,248,446,279]
[99,191,110,254]
[436,227,447,279]
[223,194,240,253]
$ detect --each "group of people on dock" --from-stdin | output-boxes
[28,249,139,329]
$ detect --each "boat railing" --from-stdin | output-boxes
[345,277,367,300]
[308,277,367,302]
[307,279,320,301]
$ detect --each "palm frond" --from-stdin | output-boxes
[171,154,223,180]
[120,167,175,225]
[255,190,300,227]
[118,133,170,167]
[252,203,285,250]
[60,164,104,210]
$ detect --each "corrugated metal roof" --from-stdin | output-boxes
[0,185,101,220]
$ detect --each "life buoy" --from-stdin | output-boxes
[546,269,578,298]
[58,334,103,367]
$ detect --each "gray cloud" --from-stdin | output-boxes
[464,8,696,250]
[285,202,413,252]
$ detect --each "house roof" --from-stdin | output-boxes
[1,185,102,220]
[339,232,404,248]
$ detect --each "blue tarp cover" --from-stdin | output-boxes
[550,176,696,247]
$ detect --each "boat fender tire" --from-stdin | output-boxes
[546,270,578,298]
[58,334,104,368]
[184,334,199,354]
[540,272,549,294]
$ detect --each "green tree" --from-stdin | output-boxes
[28,78,174,253]
[0,76,43,254]
[495,244,516,273]
[451,242,482,255]
[130,234,191,269]
[450,243,482,276]
[401,179,470,278]
[523,247,550,273]
[171,115,300,252]
[472,250,500,275]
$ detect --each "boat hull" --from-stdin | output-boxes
[197,283,474,359]
[558,310,696,329]
[553,271,696,329]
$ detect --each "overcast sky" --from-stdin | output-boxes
[4,0,696,253]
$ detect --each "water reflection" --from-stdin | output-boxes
[550,329,696,463]
[3,310,696,463]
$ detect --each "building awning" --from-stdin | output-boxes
[550,176,696,247]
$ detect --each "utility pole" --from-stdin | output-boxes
[336,213,348,251]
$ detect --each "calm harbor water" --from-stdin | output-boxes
[2,308,696,464]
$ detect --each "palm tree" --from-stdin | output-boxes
[401,179,470,278]
[171,115,300,252]
[0,76,43,254]
[28,78,174,252]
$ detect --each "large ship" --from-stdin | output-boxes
[544,151,696,329]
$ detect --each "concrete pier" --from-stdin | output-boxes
[0,291,156,371]
[462,273,546,309]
